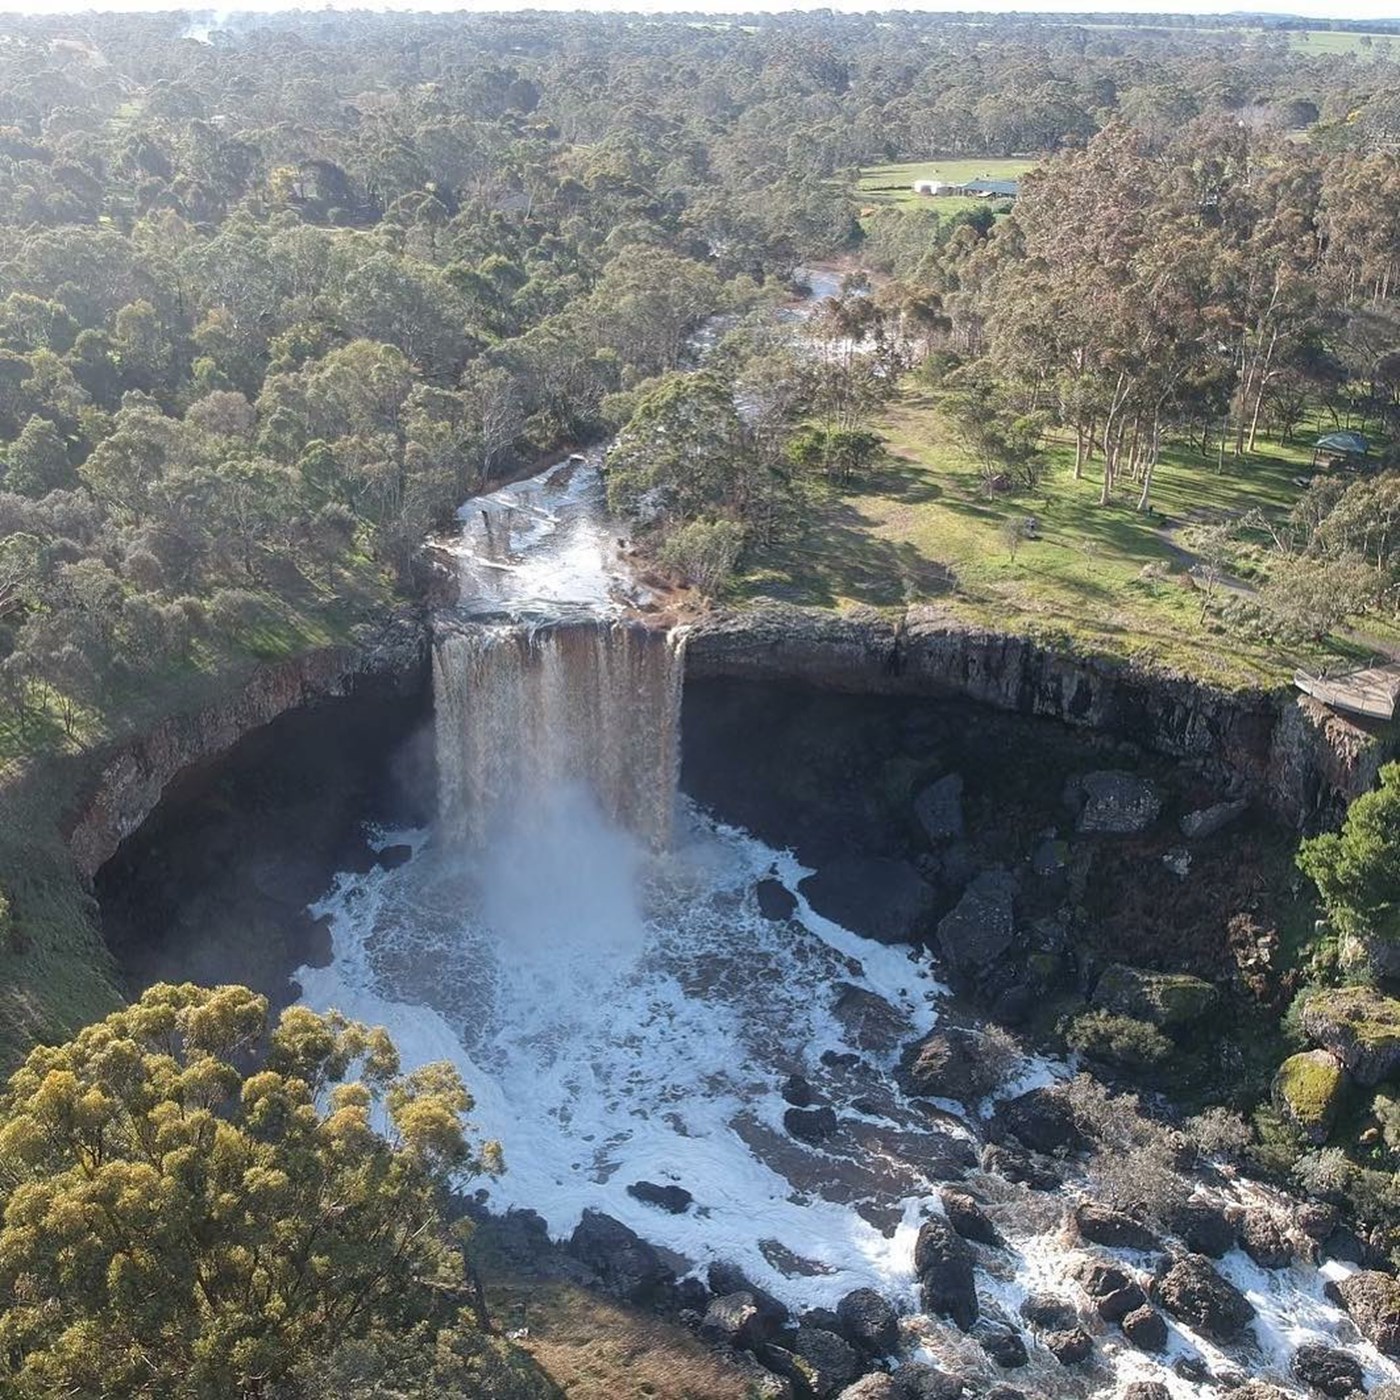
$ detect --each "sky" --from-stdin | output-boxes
[0,0,1396,20]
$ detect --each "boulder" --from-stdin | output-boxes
[567,1210,670,1302]
[1121,1385,1171,1400]
[1237,1211,1293,1270]
[893,1362,966,1399]
[731,1353,796,1400]
[833,984,909,1054]
[800,857,937,946]
[1075,1259,1146,1322]
[838,1378,900,1400]
[940,1189,1002,1248]
[1302,986,1400,1085]
[973,1319,1028,1368]
[1291,1343,1365,1397]
[1167,1202,1235,1258]
[782,1074,815,1107]
[1070,771,1162,834]
[1120,1304,1168,1352]
[981,1142,1062,1190]
[375,843,413,870]
[1091,964,1221,1031]
[786,1106,840,1144]
[898,1027,1005,1106]
[792,1326,862,1396]
[626,1181,692,1214]
[701,1292,770,1350]
[837,1288,899,1356]
[1273,1048,1348,1142]
[1074,1202,1161,1253]
[1227,1386,1289,1400]
[992,1087,1086,1156]
[913,1218,978,1332]
[1180,798,1249,840]
[915,774,965,845]
[1043,1326,1093,1364]
[1153,1254,1255,1341]
[708,1262,791,1329]
[1019,1293,1078,1330]
[1331,1270,1400,1356]
[935,868,1016,975]
[757,879,798,921]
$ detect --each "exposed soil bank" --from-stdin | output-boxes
[685,601,1392,829]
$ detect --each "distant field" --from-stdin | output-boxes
[858,158,1036,215]
[1074,23,1398,55]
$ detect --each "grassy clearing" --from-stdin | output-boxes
[857,158,1036,215]
[485,1281,752,1400]
[1288,29,1398,55]
[735,386,1363,689]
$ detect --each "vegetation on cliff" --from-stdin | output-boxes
[0,983,553,1399]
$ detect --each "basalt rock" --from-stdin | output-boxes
[972,1319,1028,1369]
[1303,987,1400,1086]
[785,1105,840,1144]
[1090,964,1220,1032]
[792,1326,862,1396]
[838,1377,900,1400]
[1120,1304,1168,1352]
[702,1292,770,1350]
[1237,1211,1293,1270]
[708,1262,790,1329]
[892,1362,966,1399]
[1074,1202,1161,1253]
[1019,1294,1079,1331]
[940,1189,1002,1248]
[800,856,937,947]
[935,868,1016,976]
[1330,1270,1400,1356]
[837,1288,899,1356]
[567,1209,670,1303]
[1180,798,1249,839]
[1043,1326,1093,1365]
[1074,1259,1146,1322]
[1120,1385,1171,1400]
[1167,1202,1235,1258]
[626,1181,692,1214]
[1273,1049,1348,1143]
[1153,1254,1255,1342]
[757,879,798,921]
[991,1087,1086,1156]
[898,1027,1006,1106]
[913,1218,978,1332]
[1068,771,1161,834]
[1291,1343,1365,1397]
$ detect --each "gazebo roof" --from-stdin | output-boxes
[1316,431,1370,455]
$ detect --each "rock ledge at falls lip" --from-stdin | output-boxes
[682,598,1388,826]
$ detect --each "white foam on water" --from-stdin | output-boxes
[298,803,951,1311]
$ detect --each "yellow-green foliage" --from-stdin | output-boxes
[1274,1049,1345,1135]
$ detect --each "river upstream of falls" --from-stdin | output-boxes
[289,293,1400,1398]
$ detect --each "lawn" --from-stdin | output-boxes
[734,387,1367,690]
[857,158,1037,216]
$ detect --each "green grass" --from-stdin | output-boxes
[734,387,1368,690]
[857,158,1036,215]
[1288,29,1398,54]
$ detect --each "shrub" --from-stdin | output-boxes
[658,519,745,597]
[207,586,269,637]
[1065,1010,1173,1072]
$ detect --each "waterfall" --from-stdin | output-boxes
[433,617,685,850]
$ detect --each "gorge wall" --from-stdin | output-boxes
[684,601,1391,829]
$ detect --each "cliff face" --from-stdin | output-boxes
[64,613,429,884]
[684,601,1389,827]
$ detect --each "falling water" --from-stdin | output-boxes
[433,617,686,850]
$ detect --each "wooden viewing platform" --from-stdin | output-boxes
[1295,661,1400,721]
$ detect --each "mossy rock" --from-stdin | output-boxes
[1302,986,1400,1086]
[1272,1048,1348,1144]
[1091,963,1221,1032]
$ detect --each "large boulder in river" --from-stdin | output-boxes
[1302,986,1400,1085]
[837,1288,899,1356]
[1273,1048,1348,1143]
[1330,1270,1400,1356]
[708,1261,790,1329]
[1152,1254,1255,1341]
[1291,1343,1365,1397]
[1074,1202,1161,1252]
[1069,771,1162,834]
[702,1292,771,1350]
[913,1218,978,1331]
[1237,1211,1293,1270]
[567,1210,669,1302]
[800,857,937,946]
[991,1087,1087,1156]
[1167,1201,1235,1258]
[1075,1258,1146,1322]
[792,1327,861,1396]
[941,1188,1002,1248]
[935,869,1016,976]
[838,1377,899,1400]
[1091,964,1220,1032]
[1120,1304,1167,1352]
[915,775,964,845]
[898,1026,1006,1105]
